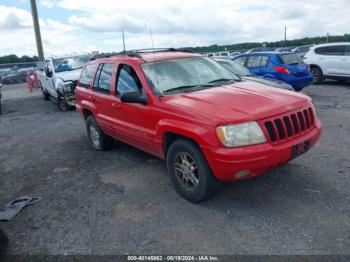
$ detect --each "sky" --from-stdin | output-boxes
[0,0,350,57]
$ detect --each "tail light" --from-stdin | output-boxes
[273,66,290,74]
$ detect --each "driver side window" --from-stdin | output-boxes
[115,64,142,97]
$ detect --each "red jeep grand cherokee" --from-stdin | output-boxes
[76,49,322,202]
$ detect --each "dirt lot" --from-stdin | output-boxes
[0,82,349,255]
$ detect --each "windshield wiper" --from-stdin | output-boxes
[208,78,235,84]
[162,84,215,94]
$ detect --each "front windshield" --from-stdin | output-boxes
[53,54,92,73]
[217,60,252,77]
[141,57,238,94]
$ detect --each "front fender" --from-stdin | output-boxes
[154,119,217,158]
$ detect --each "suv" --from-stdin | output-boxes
[38,54,92,111]
[233,52,313,91]
[304,42,350,84]
[75,49,322,202]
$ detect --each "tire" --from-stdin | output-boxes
[86,115,113,151]
[0,227,8,254]
[310,66,323,85]
[57,93,70,111]
[167,139,221,203]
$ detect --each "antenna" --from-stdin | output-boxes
[148,22,162,98]
[122,30,126,52]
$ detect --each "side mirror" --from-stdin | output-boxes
[45,69,53,78]
[120,91,148,105]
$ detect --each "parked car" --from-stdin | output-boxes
[232,52,313,91]
[0,68,11,80]
[16,67,36,83]
[292,45,313,58]
[213,58,294,90]
[38,53,92,111]
[0,71,18,85]
[75,49,322,203]
[303,42,350,84]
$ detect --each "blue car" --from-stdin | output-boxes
[232,52,313,91]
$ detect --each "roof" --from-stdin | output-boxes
[90,49,200,63]
[309,42,350,49]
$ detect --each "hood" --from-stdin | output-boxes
[163,81,311,125]
[243,76,294,90]
[55,69,82,82]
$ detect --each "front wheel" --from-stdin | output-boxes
[58,93,70,111]
[311,67,323,85]
[167,139,221,203]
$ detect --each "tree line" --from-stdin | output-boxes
[182,33,350,53]
[1,33,350,64]
[0,55,39,64]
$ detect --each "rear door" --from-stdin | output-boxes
[246,55,269,76]
[340,45,350,77]
[314,45,344,75]
[109,63,156,155]
[91,63,116,134]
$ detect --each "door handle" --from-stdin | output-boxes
[112,103,122,109]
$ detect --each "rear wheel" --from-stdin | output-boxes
[86,115,113,151]
[311,66,323,85]
[167,139,221,203]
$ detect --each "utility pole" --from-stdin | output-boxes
[30,0,44,61]
[284,26,287,46]
[326,32,330,43]
[122,31,126,52]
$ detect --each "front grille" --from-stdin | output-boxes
[262,106,315,143]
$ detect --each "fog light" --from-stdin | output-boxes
[235,170,250,178]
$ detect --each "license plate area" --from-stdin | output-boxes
[291,140,310,159]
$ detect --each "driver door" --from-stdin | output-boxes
[109,63,156,155]
[44,60,55,96]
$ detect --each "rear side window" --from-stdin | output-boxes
[93,63,114,94]
[279,53,303,65]
[234,56,246,66]
[116,64,142,97]
[247,55,269,67]
[79,63,97,88]
[315,45,345,56]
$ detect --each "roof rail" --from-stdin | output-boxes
[90,51,143,61]
[130,48,194,54]
[90,48,195,61]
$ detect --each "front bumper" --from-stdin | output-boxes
[63,91,76,106]
[201,120,322,182]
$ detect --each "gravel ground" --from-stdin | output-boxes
[0,82,349,255]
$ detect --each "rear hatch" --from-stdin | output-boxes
[279,53,309,77]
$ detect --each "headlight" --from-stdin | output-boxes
[62,81,73,92]
[216,121,267,147]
